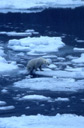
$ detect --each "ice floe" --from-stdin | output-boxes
[0,0,84,13]
[13,74,84,92]
[72,53,84,63]
[1,89,8,94]
[8,36,65,54]
[0,101,6,106]
[55,97,69,102]
[0,114,84,128]
[48,64,57,70]
[0,56,18,73]
[18,94,51,101]
[0,47,18,73]
[74,48,84,51]
[36,68,84,78]
[0,30,39,37]
[0,106,15,110]
[65,66,84,72]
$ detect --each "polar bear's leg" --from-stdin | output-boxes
[39,65,43,71]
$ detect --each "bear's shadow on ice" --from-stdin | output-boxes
[27,72,51,78]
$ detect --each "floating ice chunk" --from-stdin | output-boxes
[25,29,35,33]
[48,64,57,69]
[81,99,84,102]
[0,60,18,72]
[0,30,39,37]
[0,56,6,63]
[65,66,83,72]
[75,39,84,43]
[25,29,39,35]
[57,57,65,61]
[36,69,84,78]
[25,106,30,109]
[8,36,65,53]
[55,97,69,102]
[9,45,30,52]
[0,31,32,36]
[43,55,57,58]
[1,89,8,94]
[0,106,15,110]
[74,47,84,51]
[0,101,6,106]
[19,95,51,101]
[13,76,84,92]
[72,53,84,63]
[8,39,21,46]
[66,55,78,60]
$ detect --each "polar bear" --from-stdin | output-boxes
[27,57,50,74]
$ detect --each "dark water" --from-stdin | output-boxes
[0,7,84,117]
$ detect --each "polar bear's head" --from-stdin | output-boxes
[43,59,51,66]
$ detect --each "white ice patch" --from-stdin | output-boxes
[0,114,84,128]
[0,57,18,73]
[14,75,84,92]
[0,56,6,63]
[0,30,39,37]
[75,39,84,43]
[72,53,84,63]
[8,36,65,54]
[65,66,84,72]
[19,94,51,101]
[0,31,32,37]
[0,106,15,110]
[1,89,8,94]
[36,69,84,79]
[0,101,6,106]
[48,64,57,70]
[74,47,84,51]
[55,97,69,102]
[0,0,84,13]
[0,62,18,72]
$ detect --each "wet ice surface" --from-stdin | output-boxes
[0,8,84,128]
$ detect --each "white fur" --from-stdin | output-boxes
[27,57,50,73]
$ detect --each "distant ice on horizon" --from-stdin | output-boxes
[0,0,84,13]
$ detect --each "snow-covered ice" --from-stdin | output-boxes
[0,30,39,37]
[55,97,69,102]
[19,94,51,101]
[0,0,84,13]
[0,106,15,110]
[8,36,65,54]
[36,68,84,78]
[72,53,84,63]
[65,66,84,72]
[0,114,84,128]
[48,64,57,70]
[0,59,18,73]
[1,89,8,94]
[0,101,6,106]
[13,75,84,92]
[74,47,84,51]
